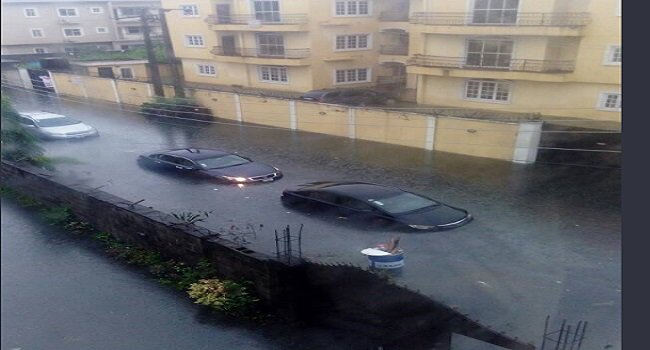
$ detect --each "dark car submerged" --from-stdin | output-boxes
[281,182,472,231]
[138,148,282,183]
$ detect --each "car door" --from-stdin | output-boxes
[157,154,187,172]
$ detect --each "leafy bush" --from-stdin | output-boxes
[188,279,259,316]
[1,95,47,166]
[171,210,213,225]
[140,97,213,121]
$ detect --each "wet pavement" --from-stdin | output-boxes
[4,89,621,349]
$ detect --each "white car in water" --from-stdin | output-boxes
[17,111,98,140]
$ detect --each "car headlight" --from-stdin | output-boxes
[223,176,248,182]
[408,224,436,230]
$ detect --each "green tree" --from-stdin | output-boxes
[0,94,46,165]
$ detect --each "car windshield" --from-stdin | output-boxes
[195,154,251,169]
[368,192,439,214]
[36,117,81,127]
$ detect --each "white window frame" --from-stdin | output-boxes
[57,8,79,17]
[471,0,520,25]
[118,7,146,17]
[118,67,135,79]
[62,27,84,37]
[463,79,513,104]
[184,35,205,47]
[180,4,200,17]
[196,64,217,76]
[603,44,621,65]
[125,26,142,35]
[333,68,372,85]
[616,0,621,16]
[33,48,47,54]
[257,65,289,84]
[96,27,109,34]
[334,34,372,51]
[30,28,45,38]
[24,8,39,17]
[465,37,514,68]
[332,0,372,17]
[90,7,104,14]
[252,0,282,23]
[597,92,622,111]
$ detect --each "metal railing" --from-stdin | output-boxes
[377,75,407,85]
[206,13,308,25]
[379,11,409,22]
[410,12,591,26]
[407,54,575,73]
[211,46,311,59]
[380,45,409,55]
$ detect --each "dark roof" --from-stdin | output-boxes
[162,148,229,160]
[304,182,403,200]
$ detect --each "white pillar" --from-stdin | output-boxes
[425,116,436,150]
[147,83,153,98]
[289,100,297,130]
[234,94,243,122]
[17,68,32,89]
[348,108,356,139]
[512,122,543,164]
[110,79,121,103]
[47,71,59,95]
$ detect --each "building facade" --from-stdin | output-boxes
[1,0,163,55]
[407,0,621,123]
[165,0,619,123]
[164,0,414,95]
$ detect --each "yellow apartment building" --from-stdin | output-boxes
[163,0,412,94]
[163,0,620,124]
[407,0,621,124]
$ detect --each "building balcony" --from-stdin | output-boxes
[210,46,311,66]
[407,54,574,82]
[380,45,409,56]
[409,54,574,72]
[205,14,309,31]
[410,12,590,36]
[377,75,407,85]
[379,11,409,22]
[211,47,310,59]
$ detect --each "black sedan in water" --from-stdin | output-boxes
[138,148,282,183]
[281,182,472,231]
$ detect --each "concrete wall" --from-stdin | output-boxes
[48,71,541,163]
[0,160,535,350]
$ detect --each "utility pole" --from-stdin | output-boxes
[159,8,185,98]
[141,9,164,97]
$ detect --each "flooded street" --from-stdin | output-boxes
[3,89,621,349]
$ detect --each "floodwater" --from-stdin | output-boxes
[3,88,621,349]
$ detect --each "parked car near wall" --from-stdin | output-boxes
[17,111,98,140]
[299,89,396,107]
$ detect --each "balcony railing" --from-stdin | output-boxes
[211,46,311,59]
[377,75,407,85]
[408,54,575,73]
[206,14,308,25]
[379,11,409,22]
[410,12,590,26]
[380,45,409,55]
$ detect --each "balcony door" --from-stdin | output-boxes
[222,36,237,56]
[465,38,513,69]
[216,4,231,23]
[257,33,285,57]
[472,0,519,24]
[253,0,281,23]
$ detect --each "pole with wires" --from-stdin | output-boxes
[141,9,164,97]
[159,8,185,98]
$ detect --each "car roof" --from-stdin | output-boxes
[152,148,231,160]
[20,111,67,120]
[298,182,403,200]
